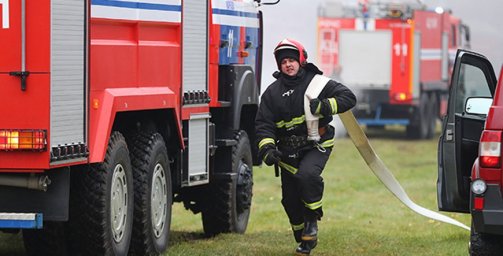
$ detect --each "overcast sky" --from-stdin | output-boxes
[258,0,503,88]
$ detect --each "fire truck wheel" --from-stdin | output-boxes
[129,132,172,255]
[469,221,503,255]
[202,130,253,236]
[406,93,429,139]
[70,132,134,256]
[23,222,68,256]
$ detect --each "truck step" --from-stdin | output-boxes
[0,213,43,229]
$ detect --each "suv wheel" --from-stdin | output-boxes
[470,221,503,255]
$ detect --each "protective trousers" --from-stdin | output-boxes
[280,146,332,234]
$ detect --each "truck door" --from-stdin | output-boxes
[437,50,496,212]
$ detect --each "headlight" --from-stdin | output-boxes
[471,179,487,195]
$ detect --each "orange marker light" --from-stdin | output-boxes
[395,93,407,101]
[93,99,100,109]
[238,51,249,57]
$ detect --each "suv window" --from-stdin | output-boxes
[455,63,492,113]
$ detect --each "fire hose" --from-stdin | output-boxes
[304,75,470,231]
[339,111,470,231]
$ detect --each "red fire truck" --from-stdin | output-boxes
[0,0,275,255]
[317,0,470,139]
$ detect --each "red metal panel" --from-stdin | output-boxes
[316,17,354,77]
[441,12,451,39]
[0,75,50,128]
[88,18,182,89]
[375,19,412,104]
[447,15,462,78]
[208,15,220,107]
[0,0,49,72]
[90,20,139,89]
[208,2,220,108]
[0,1,51,170]
[0,74,51,170]
[414,11,442,82]
[449,15,461,48]
[88,88,180,163]
[208,64,220,107]
[26,0,50,72]
[414,11,442,49]
[138,23,181,88]
[486,67,503,130]
[208,21,219,109]
[496,67,503,108]
[88,14,184,162]
[478,168,501,183]
[0,0,21,72]
[90,20,182,91]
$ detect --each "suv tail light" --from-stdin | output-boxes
[479,130,502,168]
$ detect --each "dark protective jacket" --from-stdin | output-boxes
[255,63,356,159]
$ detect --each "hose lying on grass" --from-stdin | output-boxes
[304,74,469,231]
[339,111,470,231]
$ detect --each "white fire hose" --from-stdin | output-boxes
[305,75,470,231]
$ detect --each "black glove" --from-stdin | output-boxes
[310,98,336,116]
[263,148,282,166]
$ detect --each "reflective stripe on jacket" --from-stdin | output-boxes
[255,63,356,158]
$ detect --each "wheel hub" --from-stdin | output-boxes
[111,164,128,243]
[236,161,253,214]
[151,163,168,238]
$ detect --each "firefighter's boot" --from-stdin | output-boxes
[295,217,318,255]
[295,240,317,255]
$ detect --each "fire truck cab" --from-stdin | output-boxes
[437,49,503,255]
[0,0,272,255]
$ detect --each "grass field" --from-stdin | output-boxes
[0,128,472,255]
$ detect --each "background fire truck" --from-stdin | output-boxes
[0,0,275,255]
[317,0,470,139]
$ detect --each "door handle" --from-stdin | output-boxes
[445,128,454,141]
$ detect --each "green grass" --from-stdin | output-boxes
[0,129,471,255]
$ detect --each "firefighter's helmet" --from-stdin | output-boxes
[274,38,308,69]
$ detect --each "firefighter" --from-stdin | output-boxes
[255,38,356,255]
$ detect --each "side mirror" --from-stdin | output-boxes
[465,97,492,116]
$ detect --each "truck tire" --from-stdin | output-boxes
[23,222,67,256]
[129,132,172,256]
[407,93,429,139]
[202,130,253,236]
[470,222,503,255]
[71,132,134,256]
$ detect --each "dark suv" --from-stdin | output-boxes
[437,49,503,255]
